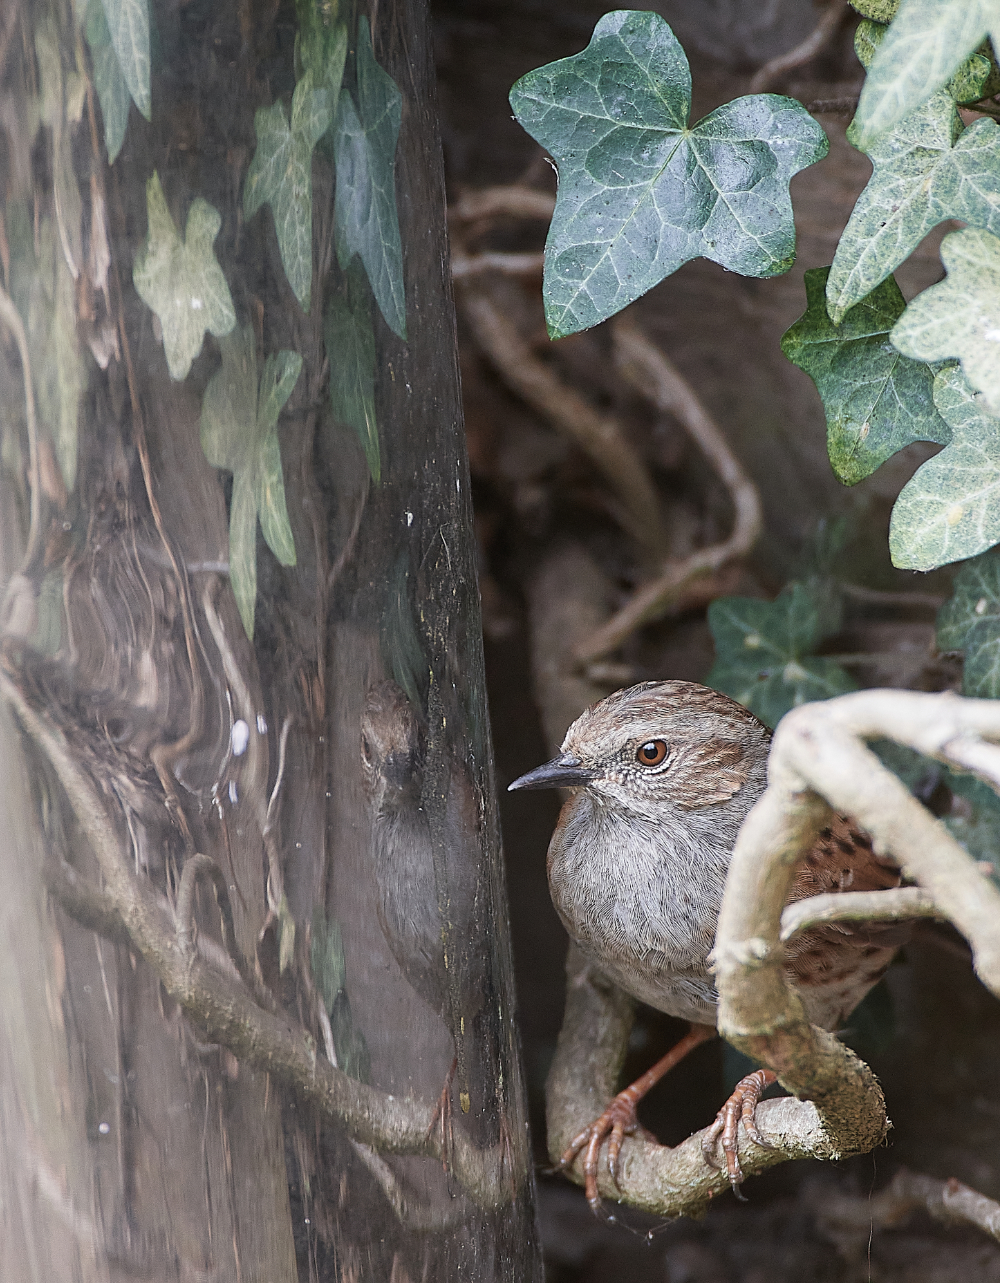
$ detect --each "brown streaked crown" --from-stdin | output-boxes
[560,680,771,812]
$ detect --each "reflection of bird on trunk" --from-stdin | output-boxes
[360,680,485,1135]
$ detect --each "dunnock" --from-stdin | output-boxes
[510,680,908,1208]
[360,680,485,1122]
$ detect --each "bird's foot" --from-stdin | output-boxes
[557,1091,658,1217]
[426,1056,458,1172]
[701,1069,777,1198]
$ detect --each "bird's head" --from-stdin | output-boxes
[508,681,770,820]
[360,680,424,810]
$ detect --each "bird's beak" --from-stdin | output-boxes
[508,753,594,791]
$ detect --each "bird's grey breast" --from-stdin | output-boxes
[546,792,738,1022]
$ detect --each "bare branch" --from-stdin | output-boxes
[713,688,1000,1191]
[449,186,555,225]
[572,313,762,666]
[749,0,849,94]
[454,273,669,555]
[814,1167,1000,1250]
[451,250,544,280]
[780,886,939,941]
[546,945,858,1218]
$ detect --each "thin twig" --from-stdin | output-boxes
[175,852,242,981]
[449,186,555,225]
[840,582,946,610]
[813,1166,1000,1248]
[780,886,939,942]
[805,96,860,116]
[451,250,545,280]
[749,0,849,94]
[571,313,762,666]
[454,272,669,555]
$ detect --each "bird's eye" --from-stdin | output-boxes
[636,740,668,767]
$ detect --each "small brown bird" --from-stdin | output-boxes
[360,680,486,1125]
[510,680,908,1210]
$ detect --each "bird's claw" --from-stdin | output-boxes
[701,1069,776,1198]
[558,1091,657,1216]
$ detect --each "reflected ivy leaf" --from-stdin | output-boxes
[782,268,950,485]
[85,0,130,161]
[706,581,855,729]
[200,323,301,637]
[299,17,347,107]
[509,10,828,339]
[828,81,1000,321]
[244,71,331,311]
[7,207,83,491]
[853,0,998,148]
[889,365,1000,569]
[333,18,406,339]
[133,172,235,381]
[99,0,151,121]
[325,261,379,481]
[891,227,1000,415]
[310,909,371,1081]
[36,21,84,278]
[936,546,1000,696]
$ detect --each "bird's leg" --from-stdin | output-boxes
[701,1068,777,1197]
[559,1022,716,1215]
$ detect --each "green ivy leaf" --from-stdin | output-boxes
[85,0,130,161]
[853,0,999,148]
[936,546,1000,695]
[133,172,235,381]
[891,227,1000,415]
[200,323,301,637]
[244,72,331,312]
[828,83,1000,322]
[325,260,379,481]
[889,365,1000,570]
[508,10,828,340]
[705,581,856,729]
[782,268,950,485]
[333,18,406,339]
[99,0,150,121]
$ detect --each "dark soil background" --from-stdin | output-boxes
[430,1,1000,1277]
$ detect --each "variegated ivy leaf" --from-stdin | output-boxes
[853,0,1000,148]
[827,21,1000,321]
[200,323,301,637]
[891,227,1000,415]
[936,546,1000,697]
[244,71,332,311]
[133,172,235,380]
[889,365,1000,570]
[333,18,406,339]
